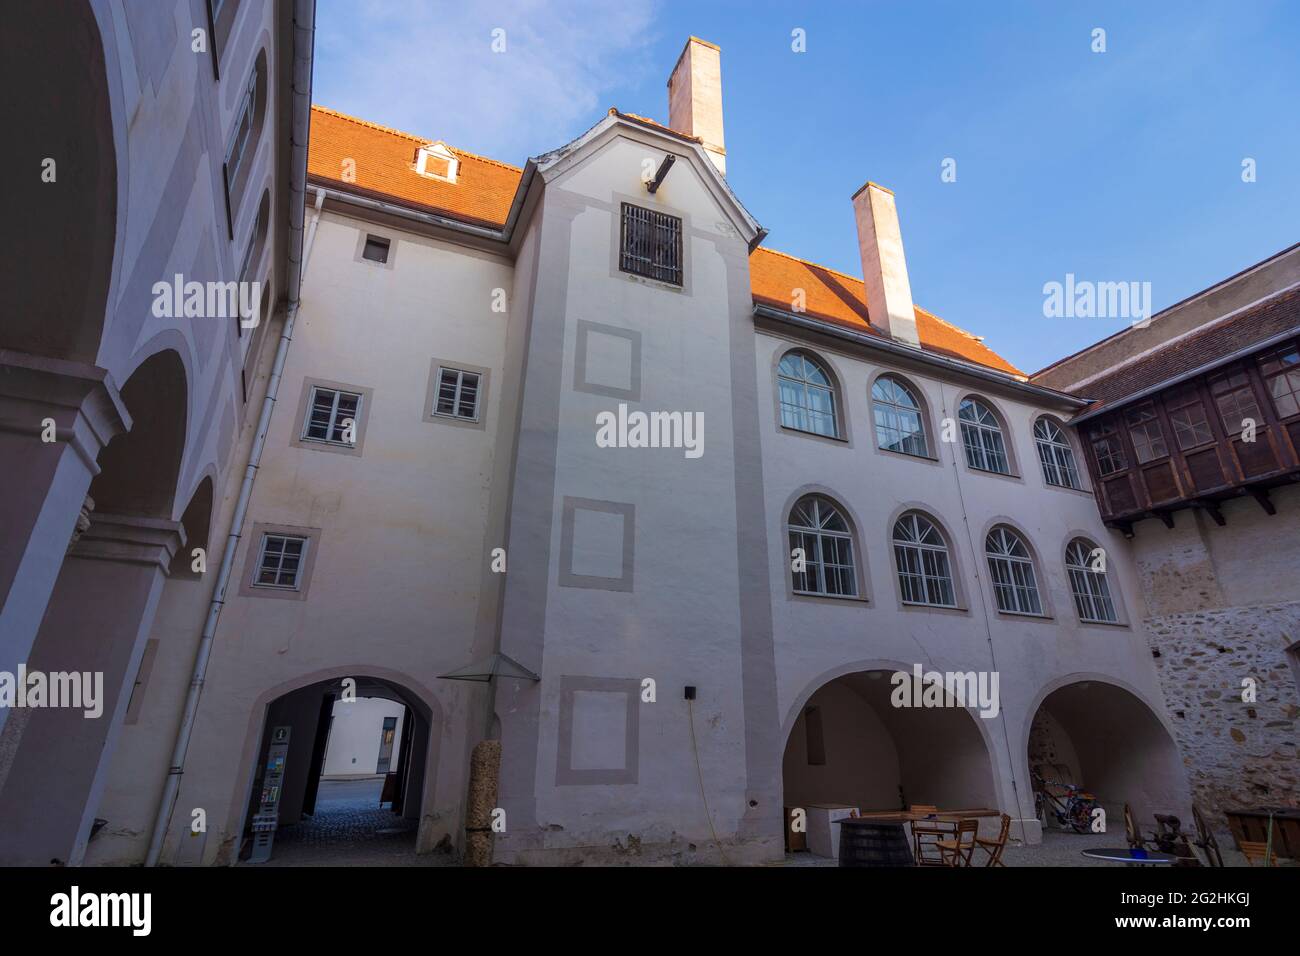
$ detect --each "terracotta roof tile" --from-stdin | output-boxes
[308,105,520,228]
[749,247,1023,375]
[308,105,1023,375]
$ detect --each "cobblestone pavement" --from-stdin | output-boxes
[241,778,456,867]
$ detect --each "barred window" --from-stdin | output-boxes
[788,495,857,598]
[619,203,683,285]
[985,527,1042,615]
[1066,538,1117,623]
[434,367,481,421]
[893,512,956,607]
[302,386,361,445]
[872,376,929,457]
[1033,417,1081,489]
[778,351,838,437]
[958,398,1010,474]
[255,534,307,590]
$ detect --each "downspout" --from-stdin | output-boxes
[145,0,317,867]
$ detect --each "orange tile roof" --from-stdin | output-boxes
[308,105,1022,375]
[308,105,521,228]
[749,248,1023,375]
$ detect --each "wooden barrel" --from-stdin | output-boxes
[837,818,916,867]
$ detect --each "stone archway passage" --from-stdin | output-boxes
[1027,680,1191,833]
[782,669,1000,855]
[238,675,443,866]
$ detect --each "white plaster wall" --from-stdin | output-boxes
[161,210,513,864]
[754,329,1181,827]
[503,135,759,859]
[321,697,405,777]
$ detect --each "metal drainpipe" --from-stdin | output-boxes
[145,1,318,867]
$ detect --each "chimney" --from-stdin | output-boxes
[852,181,920,347]
[667,37,726,175]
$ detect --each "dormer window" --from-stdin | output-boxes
[416,142,458,183]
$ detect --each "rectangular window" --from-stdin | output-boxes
[1089,421,1127,476]
[225,70,257,201]
[434,367,480,421]
[619,203,683,286]
[1259,345,1300,419]
[254,534,308,589]
[1166,390,1214,450]
[1211,371,1262,437]
[1124,402,1168,464]
[362,235,390,264]
[301,386,362,445]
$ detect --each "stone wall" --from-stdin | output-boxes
[1143,601,1300,828]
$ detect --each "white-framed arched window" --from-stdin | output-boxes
[892,512,956,607]
[1034,417,1082,489]
[959,398,1011,474]
[778,351,838,438]
[788,495,857,597]
[872,375,929,457]
[985,527,1042,615]
[1066,538,1118,623]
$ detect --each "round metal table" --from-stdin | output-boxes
[1081,847,1177,865]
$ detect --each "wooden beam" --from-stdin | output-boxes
[1249,487,1276,515]
[1156,510,1175,529]
[1203,503,1226,526]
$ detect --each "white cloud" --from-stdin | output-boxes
[313,0,661,163]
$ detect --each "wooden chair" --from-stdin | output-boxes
[909,804,948,866]
[1124,803,1153,850]
[1191,804,1224,868]
[1240,840,1281,867]
[936,819,979,867]
[973,813,1011,867]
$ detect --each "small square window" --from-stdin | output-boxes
[302,386,362,445]
[362,235,390,264]
[435,367,480,421]
[254,534,308,590]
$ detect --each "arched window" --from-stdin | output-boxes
[872,376,929,456]
[985,527,1042,614]
[1034,417,1081,489]
[1066,538,1117,623]
[959,398,1010,474]
[788,495,856,597]
[223,50,268,231]
[778,352,838,438]
[892,512,955,607]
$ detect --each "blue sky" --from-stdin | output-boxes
[314,1,1300,374]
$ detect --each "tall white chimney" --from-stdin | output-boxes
[667,37,726,175]
[852,181,920,347]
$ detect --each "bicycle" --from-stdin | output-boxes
[1032,769,1098,833]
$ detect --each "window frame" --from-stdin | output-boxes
[300,385,363,447]
[253,533,309,591]
[985,526,1044,617]
[1088,419,1128,476]
[958,397,1013,475]
[1033,416,1083,489]
[239,522,321,601]
[433,366,482,423]
[1166,389,1215,451]
[777,350,841,440]
[1065,538,1119,624]
[871,374,931,458]
[1209,369,1264,439]
[1124,401,1170,465]
[1258,343,1300,421]
[787,494,860,600]
[892,511,958,609]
